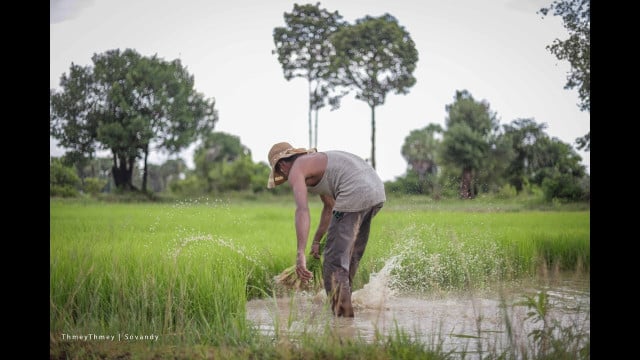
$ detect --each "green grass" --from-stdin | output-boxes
[50,195,589,359]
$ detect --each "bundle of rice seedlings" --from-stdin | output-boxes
[275,235,325,292]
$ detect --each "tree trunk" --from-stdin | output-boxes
[127,156,137,190]
[111,154,136,191]
[314,109,319,149]
[370,105,376,169]
[514,178,523,194]
[142,145,149,193]
[112,165,127,189]
[308,80,313,149]
[460,168,473,199]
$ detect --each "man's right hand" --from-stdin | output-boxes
[310,242,321,259]
[296,253,313,281]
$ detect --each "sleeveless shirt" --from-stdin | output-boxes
[307,151,386,212]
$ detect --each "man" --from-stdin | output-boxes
[267,142,386,317]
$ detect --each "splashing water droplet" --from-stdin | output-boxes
[352,256,401,310]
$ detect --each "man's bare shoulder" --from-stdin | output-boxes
[305,152,328,168]
[292,152,328,183]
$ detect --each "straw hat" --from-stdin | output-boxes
[267,142,316,188]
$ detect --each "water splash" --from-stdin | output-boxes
[352,255,401,310]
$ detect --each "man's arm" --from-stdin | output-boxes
[287,160,314,281]
[311,194,334,258]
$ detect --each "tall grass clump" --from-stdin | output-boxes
[364,208,589,293]
[495,290,590,359]
[50,198,274,347]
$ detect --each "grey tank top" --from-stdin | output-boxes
[307,151,386,212]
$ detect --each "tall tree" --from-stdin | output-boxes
[500,118,586,200]
[501,118,549,193]
[193,132,250,193]
[401,123,442,180]
[440,90,499,199]
[50,48,218,192]
[330,13,418,169]
[401,124,442,196]
[273,2,347,148]
[539,0,590,151]
[530,136,586,201]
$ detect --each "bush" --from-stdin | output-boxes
[50,158,81,197]
[169,175,207,197]
[497,184,517,199]
[83,177,108,195]
[50,184,79,197]
[542,173,585,202]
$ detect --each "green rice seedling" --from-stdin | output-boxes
[519,290,589,359]
[367,209,589,294]
[274,235,325,293]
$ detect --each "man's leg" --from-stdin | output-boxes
[349,203,383,286]
[323,210,362,317]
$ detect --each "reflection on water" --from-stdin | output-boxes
[246,272,589,356]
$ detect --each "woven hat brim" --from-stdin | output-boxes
[267,147,316,188]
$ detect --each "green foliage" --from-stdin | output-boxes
[497,183,518,199]
[82,177,107,195]
[440,90,499,199]
[539,0,590,113]
[542,172,586,202]
[273,3,348,148]
[539,0,590,152]
[392,104,588,202]
[250,162,272,193]
[525,137,587,202]
[385,169,439,197]
[220,156,255,191]
[401,124,442,184]
[50,48,218,192]
[514,290,590,358]
[192,132,255,193]
[330,13,418,168]
[50,157,81,197]
[501,118,549,194]
[331,13,419,106]
[169,174,207,196]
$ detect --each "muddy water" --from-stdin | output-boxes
[246,270,589,356]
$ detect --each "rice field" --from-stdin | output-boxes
[49,196,589,359]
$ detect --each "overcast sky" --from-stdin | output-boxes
[50,0,590,182]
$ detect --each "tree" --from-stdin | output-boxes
[273,2,347,148]
[530,137,586,201]
[440,90,499,199]
[145,158,186,193]
[497,118,588,201]
[401,124,442,195]
[501,118,549,193]
[401,124,442,177]
[159,158,187,191]
[50,48,218,192]
[50,157,81,197]
[59,153,113,193]
[539,0,590,150]
[330,13,418,169]
[193,132,251,193]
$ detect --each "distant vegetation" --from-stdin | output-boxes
[51,1,589,203]
[50,110,590,204]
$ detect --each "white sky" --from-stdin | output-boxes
[50,0,590,182]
